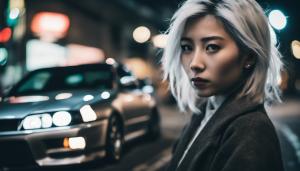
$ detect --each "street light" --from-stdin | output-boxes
[152,34,168,48]
[268,10,287,30]
[133,26,151,43]
[31,12,70,42]
[291,40,300,59]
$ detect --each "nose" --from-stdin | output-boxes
[190,50,205,74]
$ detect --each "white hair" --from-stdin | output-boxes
[162,0,283,113]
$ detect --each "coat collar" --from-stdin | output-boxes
[205,94,265,142]
[176,94,264,170]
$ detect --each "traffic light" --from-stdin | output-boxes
[6,7,20,27]
[0,0,12,43]
[0,27,12,43]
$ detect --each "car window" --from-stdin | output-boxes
[84,71,113,89]
[66,74,83,86]
[13,66,115,95]
[17,72,51,94]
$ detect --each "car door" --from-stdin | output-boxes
[116,66,151,136]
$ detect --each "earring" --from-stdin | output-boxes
[245,64,252,69]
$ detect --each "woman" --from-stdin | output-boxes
[162,0,284,171]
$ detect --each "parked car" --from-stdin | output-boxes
[266,99,300,171]
[0,63,160,168]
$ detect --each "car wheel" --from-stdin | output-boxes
[147,107,161,140]
[106,114,124,162]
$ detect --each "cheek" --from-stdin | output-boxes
[220,60,241,76]
[211,54,243,84]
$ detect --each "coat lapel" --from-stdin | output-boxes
[176,95,264,170]
[167,102,206,171]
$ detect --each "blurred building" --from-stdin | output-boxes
[0,0,180,93]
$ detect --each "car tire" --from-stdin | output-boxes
[106,114,124,162]
[147,107,161,140]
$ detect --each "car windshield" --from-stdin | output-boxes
[12,65,114,95]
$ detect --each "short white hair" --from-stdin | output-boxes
[162,0,283,113]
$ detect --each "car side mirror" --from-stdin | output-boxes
[119,76,138,90]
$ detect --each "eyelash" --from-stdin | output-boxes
[180,44,193,53]
[206,44,221,53]
[180,44,221,54]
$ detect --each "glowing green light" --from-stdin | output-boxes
[0,48,8,66]
[9,8,20,20]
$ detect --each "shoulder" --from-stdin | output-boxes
[221,109,279,145]
[231,109,275,132]
[210,109,284,171]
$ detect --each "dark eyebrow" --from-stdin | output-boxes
[201,36,224,42]
[180,36,224,43]
[180,37,192,42]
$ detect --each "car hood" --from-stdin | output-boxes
[0,89,113,119]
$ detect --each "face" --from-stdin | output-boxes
[180,15,250,97]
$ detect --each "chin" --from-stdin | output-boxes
[196,89,215,97]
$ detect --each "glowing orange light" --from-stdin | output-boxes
[63,138,70,148]
[31,12,70,42]
[0,28,12,43]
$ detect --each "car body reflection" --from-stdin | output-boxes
[0,63,160,168]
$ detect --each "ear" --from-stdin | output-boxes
[243,54,256,69]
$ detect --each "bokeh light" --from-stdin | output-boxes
[268,10,287,30]
[133,26,151,43]
[0,48,8,66]
[291,40,300,59]
[152,34,168,48]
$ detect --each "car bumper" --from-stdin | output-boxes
[0,118,109,168]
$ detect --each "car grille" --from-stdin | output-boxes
[0,119,21,132]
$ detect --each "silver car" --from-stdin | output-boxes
[0,63,160,168]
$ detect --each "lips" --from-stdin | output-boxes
[191,77,210,88]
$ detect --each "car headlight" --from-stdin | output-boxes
[41,114,53,128]
[79,105,97,122]
[23,115,42,130]
[22,111,72,130]
[23,114,52,130]
[52,111,72,127]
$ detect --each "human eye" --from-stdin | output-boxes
[206,44,221,53]
[180,43,193,53]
